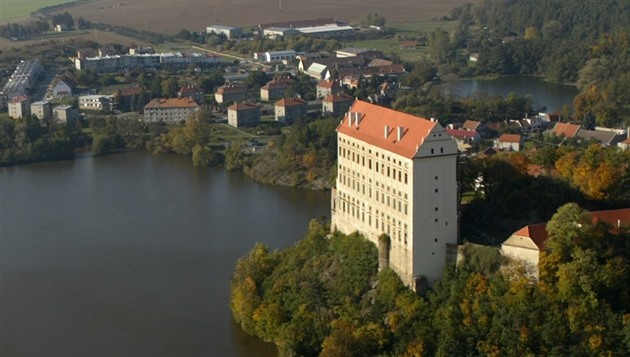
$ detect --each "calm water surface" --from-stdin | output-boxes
[443,75,579,112]
[0,152,330,356]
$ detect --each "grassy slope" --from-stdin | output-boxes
[0,0,76,21]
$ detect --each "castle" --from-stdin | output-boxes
[331,100,459,290]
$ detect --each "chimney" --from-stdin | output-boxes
[397,126,404,141]
[384,125,390,138]
[354,111,360,125]
[348,112,352,127]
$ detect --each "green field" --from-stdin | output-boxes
[346,20,459,62]
[0,0,76,21]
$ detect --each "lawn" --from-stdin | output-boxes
[0,0,76,21]
[345,20,458,63]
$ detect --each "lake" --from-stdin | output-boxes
[441,75,579,112]
[0,152,330,356]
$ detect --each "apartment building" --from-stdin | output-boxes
[143,98,199,124]
[331,100,459,290]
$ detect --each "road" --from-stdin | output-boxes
[191,45,271,70]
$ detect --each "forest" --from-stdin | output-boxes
[231,204,630,356]
[438,0,630,127]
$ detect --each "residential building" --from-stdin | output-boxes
[50,77,75,99]
[215,84,247,104]
[8,96,30,119]
[178,83,205,103]
[1,59,42,100]
[274,97,307,123]
[206,25,242,39]
[551,122,580,138]
[502,209,630,279]
[462,120,484,133]
[75,52,219,72]
[144,98,199,124]
[53,105,80,124]
[143,98,199,124]
[495,133,523,151]
[322,93,354,115]
[79,95,114,111]
[445,128,480,152]
[30,100,53,121]
[260,78,292,101]
[331,100,459,290]
[228,102,261,128]
[316,79,342,99]
[619,137,630,151]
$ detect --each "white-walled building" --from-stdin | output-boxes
[30,100,53,121]
[143,98,199,124]
[331,100,459,290]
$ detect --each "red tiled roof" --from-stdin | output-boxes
[446,128,478,139]
[144,98,198,109]
[323,93,354,103]
[510,208,630,250]
[337,100,436,159]
[462,120,482,131]
[275,97,307,107]
[512,223,549,250]
[591,208,630,227]
[179,84,203,95]
[119,86,142,97]
[552,122,580,138]
[261,79,292,90]
[499,134,522,143]
[228,102,258,111]
[216,85,246,95]
[317,79,340,89]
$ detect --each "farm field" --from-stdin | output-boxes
[56,0,469,34]
[0,0,76,21]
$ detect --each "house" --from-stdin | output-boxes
[8,96,30,118]
[206,24,242,39]
[495,133,523,151]
[502,209,630,279]
[445,128,481,147]
[577,128,624,147]
[53,105,80,124]
[143,98,199,124]
[331,100,459,290]
[306,63,330,80]
[399,41,418,50]
[274,97,307,123]
[227,102,261,128]
[79,95,114,111]
[50,78,75,99]
[178,83,204,103]
[214,84,247,104]
[316,79,342,99]
[618,137,630,151]
[30,101,53,121]
[462,120,484,132]
[551,122,580,138]
[322,93,354,115]
[260,78,292,101]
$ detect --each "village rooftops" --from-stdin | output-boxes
[445,128,478,139]
[498,133,522,143]
[317,79,341,88]
[261,78,293,89]
[552,122,581,138]
[462,119,482,131]
[337,100,438,159]
[144,98,198,109]
[216,85,246,94]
